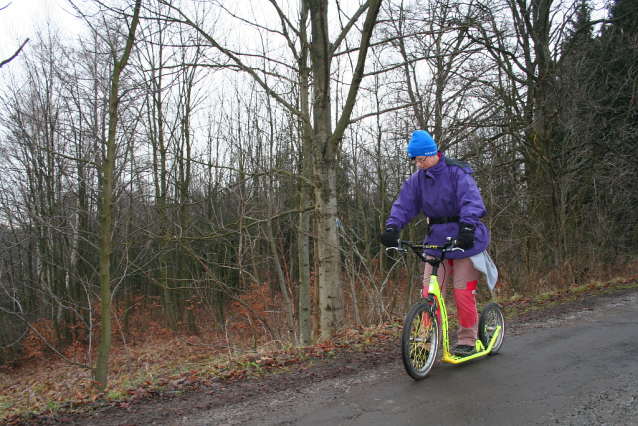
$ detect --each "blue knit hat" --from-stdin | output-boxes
[407,130,437,157]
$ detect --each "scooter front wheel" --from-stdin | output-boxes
[401,300,440,380]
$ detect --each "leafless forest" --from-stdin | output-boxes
[0,0,636,390]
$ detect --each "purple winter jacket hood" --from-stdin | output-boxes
[386,152,490,259]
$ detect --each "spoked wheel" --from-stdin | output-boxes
[478,302,505,355]
[401,300,440,380]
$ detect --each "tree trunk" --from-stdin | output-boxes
[298,205,312,344]
[95,0,141,393]
[314,158,344,338]
[266,216,297,344]
[178,48,197,335]
[297,0,313,347]
[307,0,382,338]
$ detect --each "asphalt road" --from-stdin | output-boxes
[188,292,638,426]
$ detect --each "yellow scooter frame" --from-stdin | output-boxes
[427,274,502,364]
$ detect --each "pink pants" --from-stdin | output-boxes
[422,257,479,346]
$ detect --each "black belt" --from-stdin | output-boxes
[428,216,460,225]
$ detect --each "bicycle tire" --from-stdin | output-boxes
[478,302,505,355]
[401,300,439,380]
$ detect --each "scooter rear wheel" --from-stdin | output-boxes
[478,302,505,355]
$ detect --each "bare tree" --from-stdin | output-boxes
[156,0,383,339]
[93,0,142,393]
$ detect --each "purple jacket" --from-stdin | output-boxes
[386,152,490,259]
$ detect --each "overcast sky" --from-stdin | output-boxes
[1,0,82,59]
[0,0,613,68]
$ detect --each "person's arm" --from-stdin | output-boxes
[455,171,486,249]
[385,175,421,231]
[381,175,421,247]
[456,172,486,228]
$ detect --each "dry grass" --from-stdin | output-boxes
[0,328,258,418]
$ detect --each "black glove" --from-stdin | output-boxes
[380,225,399,247]
[455,223,475,250]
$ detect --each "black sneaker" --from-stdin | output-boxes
[454,345,476,357]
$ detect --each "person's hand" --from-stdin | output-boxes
[380,225,399,247]
[443,239,456,251]
[455,223,475,250]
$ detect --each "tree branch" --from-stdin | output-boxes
[158,0,303,118]
[0,38,29,69]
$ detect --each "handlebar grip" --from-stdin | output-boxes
[385,246,407,252]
